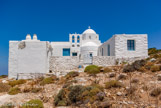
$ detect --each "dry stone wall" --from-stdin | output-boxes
[50,56,80,76]
[92,56,116,66]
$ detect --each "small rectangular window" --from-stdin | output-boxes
[127,40,135,51]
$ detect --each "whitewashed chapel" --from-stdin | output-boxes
[9,27,148,79]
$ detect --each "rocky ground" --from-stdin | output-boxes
[0,69,161,108]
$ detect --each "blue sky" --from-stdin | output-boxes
[0,0,161,75]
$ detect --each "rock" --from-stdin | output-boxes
[140,89,144,93]
[157,74,161,81]
[109,72,116,78]
[2,80,8,83]
[97,101,111,108]
[150,58,156,62]
[116,92,122,96]
[96,92,106,101]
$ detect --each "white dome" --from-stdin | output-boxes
[83,26,96,34]
[82,42,98,47]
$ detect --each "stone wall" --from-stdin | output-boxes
[92,56,116,66]
[50,56,80,76]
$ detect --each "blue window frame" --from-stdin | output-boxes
[63,48,70,56]
[127,40,135,51]
[108,44,110,56]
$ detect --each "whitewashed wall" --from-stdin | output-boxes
[9,41,49,79]
[98,36,115,56]
[115,34,148,58]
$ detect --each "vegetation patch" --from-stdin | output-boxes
[21,99,44,108]
[84,65,100,75]
[0,83,11,93]
[103,67,112,73]
[8,87,21,95]
[65,71,79,79]
[0,103,14,108]
[105,80,123,89]
[123,60,146,73]
[40,77,54,86]
[150,65,160,72]
[8,79,26,87]
[0,75,8,79]
[54,84,105,106]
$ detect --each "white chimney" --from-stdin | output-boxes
[26,34,31,40]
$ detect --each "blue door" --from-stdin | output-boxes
[63,48,70,56]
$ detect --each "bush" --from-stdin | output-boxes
[123,65,135,73]
[145,62,154,70]
[54,84,104,106]
[21,99,44,108]
[0,83,11,93]
[150,88,161,97]
[0,75,8,79]
[123,60,146,73]
[117,74,127,80]
[105,80,123,89]
[84,65,100,75]
[8,87,21,95]
[8,79,26,87]
[31,88,42,93]
[0,103,14,108]
[148,48,159,55]
[40,77,54,86]
[103,67,112,73]
[138,66,147,72]
[65,71,79,79]
[150,65,160,72]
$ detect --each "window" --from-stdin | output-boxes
[102,48,104,56]
[127,40,135,51]
[77,36,80,43]
[89,36,91,39]
[72,44,75,47]
[77,44,80,47]
[72,52,77,56]
[72,36,75,43]
[108,44,110,56]
[90,53,93,57]
[63,48,70,56]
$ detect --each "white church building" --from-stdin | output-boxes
[8,27,148,79]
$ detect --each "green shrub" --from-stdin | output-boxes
[123,65,135,73]
[40,77,54,85]
[150,88,161,97]
[148,48,159,55]
[0,103,14,108]
[150,65,160,72]
[65,71,79,79]
[105,80,123,89]
[54,84,104,106]
[8,79,26,87]
[84,65,100,75]
[21,99,44,108]
[145,62,154,70]
[8,87,21,95]
[0,83,11,93]
[54,89,69,106]
[103,67,112,73]
[123,60,146,72]
[31,88,42,93]
[0,75,8,79]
